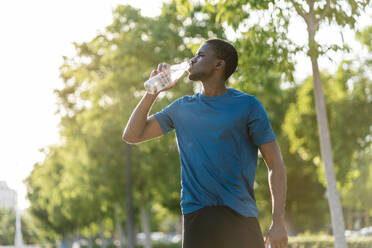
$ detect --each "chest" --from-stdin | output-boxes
[173,100,249,135]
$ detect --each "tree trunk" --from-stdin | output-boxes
[347,210,353,230]
[292,0,347,243]
[308,25,347,247]
[364,210,370,227]
[355,210,362,229]
[126,144,136,248]
[88,237,94,248]
[115,204,125,248]
[60,233,74,248]
[15,207,23,248]
[100,221,107,248]
[176,216,182,234]
[140,206,152,248]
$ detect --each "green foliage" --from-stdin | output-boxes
[177,0,275,29]
[288,236,372,248]
[173,0,298,232]
[25,145,88,242]
[320,0,370,29]
[21,211,40,244]
[340,25,372,213]
[233,23,296,229]
[283,62,372,185]
[282,61,372,231]
[139,242,181,248]
[28,1,230,241]
[0,208,15,245]
[0,208,39,245]
[25,0,372,240]
[342,25,372,214]
[357,25,372,52]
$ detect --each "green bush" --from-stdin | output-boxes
[288,235,372,248]
[136,242,181,248]
[151,242,181,248]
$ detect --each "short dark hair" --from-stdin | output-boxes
[205,39,238,80]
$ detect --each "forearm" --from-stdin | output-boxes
[260,141,288,246]
[123,92,158,141]
[268,162,287,223]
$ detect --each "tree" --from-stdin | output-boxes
[56,0,238,221]
[28,2,230,244]
[283,59,372,231]
[341,24,372,229]
[175,0,371,246]
[0,208,15,245]
[174,0,299,231]
[0,208,39,245]
[285,1,369,246]
[25,144,95,244]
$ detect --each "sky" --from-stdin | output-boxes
[0,0,370,210]
[0,0,164,209]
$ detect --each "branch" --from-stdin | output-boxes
[307,0,314,13]
[317,0,331,24]
[289,0,309,23]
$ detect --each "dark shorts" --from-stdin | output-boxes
[182,206,265,248]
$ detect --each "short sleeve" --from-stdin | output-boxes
[246,97,276,146]
[153,98,180,135]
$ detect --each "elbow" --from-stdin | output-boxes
[122,136,132,144]
[122,132,141,144]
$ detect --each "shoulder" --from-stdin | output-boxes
[178,93,199,104]
[227,89,269,120]
[229,88,262,106]
[164,94,197,111]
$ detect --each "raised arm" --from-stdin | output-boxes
[122,63,177,144]
[259,140,288,248]
[122,92,163,144]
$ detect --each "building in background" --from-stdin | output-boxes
[0,181,17,209]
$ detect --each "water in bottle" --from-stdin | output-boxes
[144,61,189,94]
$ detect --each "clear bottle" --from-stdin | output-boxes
[144,61,189,94]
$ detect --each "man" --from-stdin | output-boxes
[123,39,287,248]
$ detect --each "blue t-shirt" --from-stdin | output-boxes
[153,88,276,217]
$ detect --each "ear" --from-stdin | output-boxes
[215,59,225,70]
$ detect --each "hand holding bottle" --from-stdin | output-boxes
[144,61,189,95]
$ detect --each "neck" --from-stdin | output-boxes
[201,77,228,97]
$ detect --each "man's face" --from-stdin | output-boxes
[188,43,219,81]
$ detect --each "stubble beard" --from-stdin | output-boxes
[188,71,205,81]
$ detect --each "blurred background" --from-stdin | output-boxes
[0,0,371,247]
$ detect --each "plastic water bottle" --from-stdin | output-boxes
[144,61,189,94]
